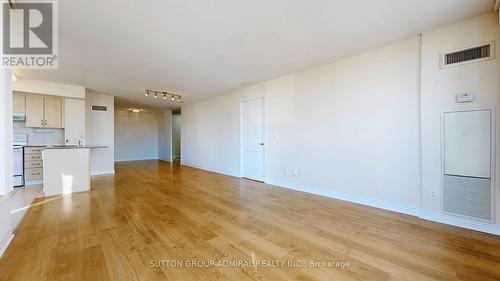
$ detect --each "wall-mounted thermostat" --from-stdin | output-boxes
[456,93,475,103]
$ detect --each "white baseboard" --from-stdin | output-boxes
[266,180,421,216]
[91,170,115,176]
[0,233,14,258]
[419,210,500,235]
[267,180,500,236]
[178,163,500,236]
[180,162,240,178]
[115,158,158,162]
[112,161,499,236]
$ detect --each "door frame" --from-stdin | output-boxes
[239,97,266,182]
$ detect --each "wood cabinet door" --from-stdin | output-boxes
[25,95,45,128]
[13,93,25,114]
[44,96,63,128]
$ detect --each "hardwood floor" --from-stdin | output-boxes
[1,160,500,281]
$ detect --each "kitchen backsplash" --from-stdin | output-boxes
[14,121,65,146]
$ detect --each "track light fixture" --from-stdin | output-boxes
[144,89,183,104]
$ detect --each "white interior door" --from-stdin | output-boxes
[242,98,265,181]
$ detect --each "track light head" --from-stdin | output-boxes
[145,90,183,104]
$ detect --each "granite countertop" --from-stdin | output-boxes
[43,145,108,150]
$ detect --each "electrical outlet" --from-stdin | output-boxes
[429,190,439,199]
[284,169,300,177]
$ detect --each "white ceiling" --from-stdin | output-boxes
[15,0,495,109]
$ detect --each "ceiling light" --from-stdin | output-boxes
[145,89,183,104]
[12,74,17,82]
[132,109,140,113]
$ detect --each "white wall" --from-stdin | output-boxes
[181,13,500,234]
[172,113,181,159]
[183,36,422,208]
[0,69,13,196]
[13,79,85,99]
[64,98,86,144]
[420,14,500,221]
[85,90,115,175]
[182,91,242,176]
[158,111,173,162]
[0,69,13,256]
[115,110,159,161]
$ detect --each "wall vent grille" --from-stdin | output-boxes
[443,175,491,220]
[444,44,491,66]
[91,105,108,112]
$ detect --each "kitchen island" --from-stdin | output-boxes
[42,145,106,197]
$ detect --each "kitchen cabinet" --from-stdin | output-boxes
[13,92,25,114]
[25,95,45,127]
[24,147,43,183]
[25,94,64,128]
[44,96,63,128]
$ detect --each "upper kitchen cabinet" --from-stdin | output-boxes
[44,96,63,128]
[25,95,45,127]
[25,95,64,128]
[13,92,25,115]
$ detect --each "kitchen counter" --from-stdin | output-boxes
[43,145,107,150]
[42,147,92,196]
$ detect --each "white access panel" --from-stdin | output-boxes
[444,110,491,178]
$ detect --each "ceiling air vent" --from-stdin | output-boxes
[442,43,494,67]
